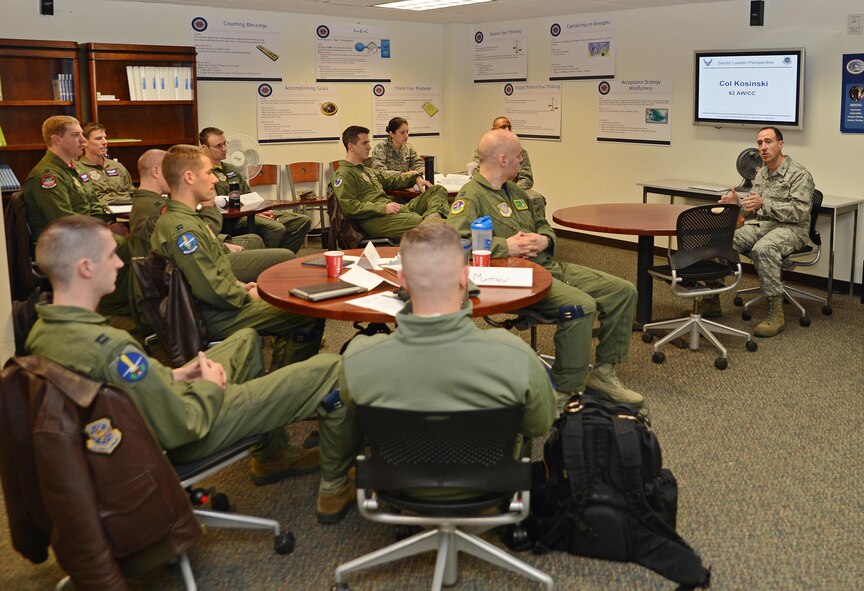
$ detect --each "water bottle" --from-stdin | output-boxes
[470,216,493,252]
[228,180,241,208]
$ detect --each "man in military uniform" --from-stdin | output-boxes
[28,215,353,487]
[200,127,311,252]
[130,149,294,281]
[713,126,815,337]
[319,224,557,524]
[472,116,546,219]
[328,125,450,240]
[150,145,324,370]
[22,115,130,314]
[448,129,642,407]
[76,123,134,206]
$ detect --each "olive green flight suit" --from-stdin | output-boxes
[76,156,134,206]
[327,159,450,240]
[213,161,311,252]
[26,305,348,478]
[446,174,636,394]
[150,199,324,370]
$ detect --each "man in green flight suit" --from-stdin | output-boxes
[318,224,557,524]
[22,115,130,315]
[27,214,351,486]
[150,144,324,371]
[328,125,450,241]
[200,127,311,252]
[448,129,643,407]
[76,123,134,206]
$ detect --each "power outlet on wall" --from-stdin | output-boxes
[849,14,862,34]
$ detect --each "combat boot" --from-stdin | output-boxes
[585,363,644,408]
[317,480,356,524]
[754,295,785,338]
[251,445,320,485]
[681,295,722,319]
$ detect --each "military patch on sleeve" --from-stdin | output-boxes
[111,346,149,383]
[84,418,122,455]
[79,173,91,183]
[498,203,513,217]
[105,168,120,177]
[513,198,528,211]
[177,233,199,254]
[333,177,343,187]
[41,174,57,189]
[450,199,466,215]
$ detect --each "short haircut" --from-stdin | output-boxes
[42,116,80,145]
[36,216,111,287]
[162,144,207,191]
[492,116,511,129]
[400,224,464,297]
[759,126,783,142]
[199,126,224,146]
[342,125,370,150]
[386,117,408,134]
[137,148,166,176]
[82,122,106,139]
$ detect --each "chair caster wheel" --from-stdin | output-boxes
[741,311,752,321]
[275,532,295,555]
[746,340,758,352]
[642,332,654,343]
[332,584,350,591]
[799,316,811,327]
[211,493,231,512]
[822,305,832,316]
[652,351,665,364]
[733,296,743,306]
[714,357,728,370]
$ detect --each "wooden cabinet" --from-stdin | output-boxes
[81,43,198,182]
[0,39,81,183]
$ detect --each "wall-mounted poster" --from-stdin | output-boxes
[548,17,615,80]
[256,83,341,144]
[191,15,282,81]
[841,53,864,133]
[501,83,562,140]
[597,79,672,145]
[315,23,391,82]
[372,84,441,138]
[473,27,528,83]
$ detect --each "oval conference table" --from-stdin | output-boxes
[257,247,553,324]
[552,203,693,327]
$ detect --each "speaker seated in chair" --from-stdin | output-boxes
[642,204,758,370]
[333,405,553,591]
[734,189,831,326]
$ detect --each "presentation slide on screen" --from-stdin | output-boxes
[697,53,799,122]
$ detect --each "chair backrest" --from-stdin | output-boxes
[326,192,365,250]
[807,189,823,247]
[3,191,40,301]
[671,204,740,271]
[330,160,340,175]
[131,252,208,367]
[354,405,530,494]
[286,162,323,200]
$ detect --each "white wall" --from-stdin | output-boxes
[1,0,861,359]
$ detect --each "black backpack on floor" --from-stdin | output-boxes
[524,394,711,590]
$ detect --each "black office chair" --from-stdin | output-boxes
[333,405,553,591]
[326,193,399,250]
[733,188,832,326]
[642,204,758,370]
[484,310,557,370]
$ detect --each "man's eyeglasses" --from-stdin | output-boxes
[208,142,227,149]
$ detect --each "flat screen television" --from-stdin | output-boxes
[694,48,805,129]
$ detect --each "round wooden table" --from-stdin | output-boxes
[553,203,692,325]
[257,247,553,323]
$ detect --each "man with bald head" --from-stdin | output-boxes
[323,223,556,523]
[449,130,642,407]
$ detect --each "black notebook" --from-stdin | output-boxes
[289,280,367,302]
[301,257,354,268]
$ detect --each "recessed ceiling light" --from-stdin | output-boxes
[375,0,493,12]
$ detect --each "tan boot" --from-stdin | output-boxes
[585,363,644,408]
[250,446,320,485]
[754,295,785,338]
[317,480,356,524]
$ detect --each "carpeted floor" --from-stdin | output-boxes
[2,236,862,590]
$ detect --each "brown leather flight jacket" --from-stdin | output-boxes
[0,356,201,590]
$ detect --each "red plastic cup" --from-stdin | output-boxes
[324,251,344,277]
[472,250,491,267]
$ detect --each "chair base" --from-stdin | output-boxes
[334,525,553,590]
[736,282,830,321]
[644,313,753,366]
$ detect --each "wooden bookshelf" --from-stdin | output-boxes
[81,43,198,182]
[0,39,82,183]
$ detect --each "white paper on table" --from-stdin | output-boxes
[468,266,533,287]
[240,192,265,205]
[340,266,400,290]
[346,292,407,316]
[105,204,132,214]
[434,173,471,192]
[359,241,383,270]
